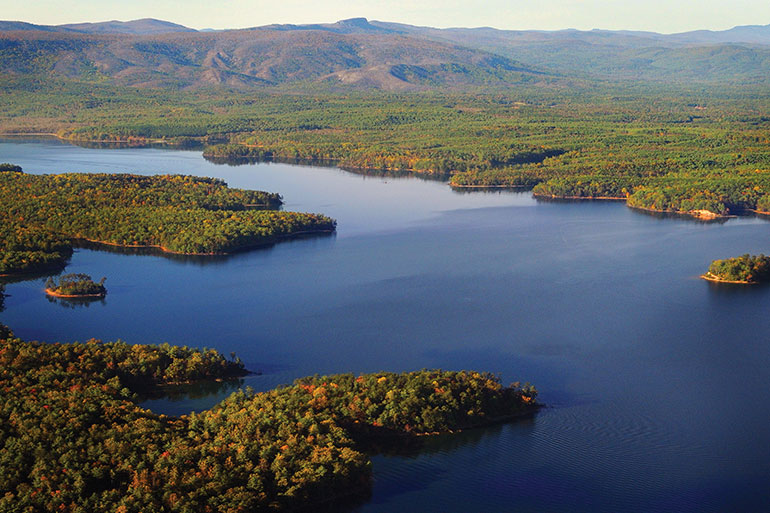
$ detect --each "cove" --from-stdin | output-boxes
[2,137,770,512]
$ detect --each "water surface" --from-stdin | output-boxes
[2,137,769,512]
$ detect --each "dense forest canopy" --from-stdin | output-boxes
[2,81,769,220]
[45,273,107,297]
[0,324,537,512]
[704,254,770,283]
[0,171,335,275]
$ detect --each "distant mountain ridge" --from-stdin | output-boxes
[0,18,195,35]
[2,17,769,44]
[670,24,770,45]
[361,20,770,83]
[59,18,196,35]
[0,17,768,89]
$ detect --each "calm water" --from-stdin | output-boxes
[2,137,770,512]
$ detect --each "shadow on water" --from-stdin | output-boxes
[0,266,69,286]
[139,377,247,403]
[332,414,539,513]
[533,195,626,205]
[67,139,205,151]
[339,166,449,183]
[73,239,232,264]
[705,279,770,296]
[0,258,70,286]
[72,231,335,266]
[206,154,340,169]
[450,185,531,195]
[367,412,538,459]
[306,413,540,513]
[203,154,450,182]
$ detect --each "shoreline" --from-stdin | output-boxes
[700,272,755,284]
[531,193,739,221]
[1,230,333,279]
[75,229,335,256]
[0,132,177,145]
[451,184,530,189]
[139,370,253,390]
[206,151,450,177]
[0,133,450,179]
[411,404,542,437]
[627,204,733,220]
[532,193,627,201]
[0,132,58,137]
[45,288,106,298]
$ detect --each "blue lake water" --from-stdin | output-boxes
[2,137,770,512]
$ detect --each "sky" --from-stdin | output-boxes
[1,0,769,33]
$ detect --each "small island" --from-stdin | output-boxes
[45,273,107,298]
[702,254,770,284]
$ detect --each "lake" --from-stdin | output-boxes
[2,137,770,512]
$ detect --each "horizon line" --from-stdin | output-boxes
[2,16,769,36]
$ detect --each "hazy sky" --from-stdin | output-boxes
[2,0,769,33]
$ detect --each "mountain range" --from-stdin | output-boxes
[1,17,768,89]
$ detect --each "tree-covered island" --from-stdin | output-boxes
[0,324,538,512]
[702,254,770,284]
[0,170,336,276]
[45,273,107,298]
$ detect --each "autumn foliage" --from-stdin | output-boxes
[0,172,335,275]
[0,325,536,512]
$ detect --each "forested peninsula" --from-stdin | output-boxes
[0,170,335,275]
[702,254,770,284]
[0,324,538,512]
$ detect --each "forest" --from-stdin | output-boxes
[2,79,769,220]
[0,324,537,512]
[45,273,107,297]
[703,254,770,283]
[0,171,335,275]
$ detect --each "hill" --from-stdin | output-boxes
[670,24,770,45]
[367,21,770,83]
[0,17,769,89]
[0,18,195,35]
[59,18,197,35]
[0,21,75,32]
[0,26,550,90]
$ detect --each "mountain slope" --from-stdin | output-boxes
[1,17,769,89]
[367,20,770,83]
[0,27,550,90]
